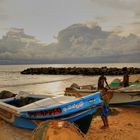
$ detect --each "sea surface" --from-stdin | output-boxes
[0,63,140,95]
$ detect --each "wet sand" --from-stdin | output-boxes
[0,106,140,140]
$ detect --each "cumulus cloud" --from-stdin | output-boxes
[0,25,140,63]
[46,23,140,58]
[0,28,46,60]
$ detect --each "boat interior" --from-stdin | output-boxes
[5,97,43,107]
[0,95,77,113]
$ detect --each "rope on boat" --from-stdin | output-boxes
[32,120,87,140]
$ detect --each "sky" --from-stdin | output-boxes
[0,0,140,43]
[0,0,140,63]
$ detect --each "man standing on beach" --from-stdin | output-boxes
[100,88,113,129]
[122,67,129,87]
[97,72,112,129]
[98,73,110,90]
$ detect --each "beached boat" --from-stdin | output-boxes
[110,85,140,105]
[110,77,140,89]
[65,84,140,105]
[0,91,51,102]
[65,83,97,97]
[0,92,102,133]
[0,90,16,101]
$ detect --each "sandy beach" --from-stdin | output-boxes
[0,73,140,140]
[0,106,140,140]
[87,106,140,140]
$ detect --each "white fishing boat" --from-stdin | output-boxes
[110,85,140,105]
[65,84,140,105]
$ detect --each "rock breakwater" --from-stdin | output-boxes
[21,67,140,75]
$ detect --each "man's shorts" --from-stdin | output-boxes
[101,104,109,117]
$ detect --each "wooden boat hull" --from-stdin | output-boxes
[110,85,140,105]
[110,91,140,105]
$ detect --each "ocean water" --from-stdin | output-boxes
[0,63,140,95]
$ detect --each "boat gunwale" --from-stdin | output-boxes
[19,92,102,119]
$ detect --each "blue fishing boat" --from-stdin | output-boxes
[0,92,102,133]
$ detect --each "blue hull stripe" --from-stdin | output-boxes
[14,117,37,129]
[13,108,97,129]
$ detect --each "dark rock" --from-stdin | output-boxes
[0,90,16,99]
[21,67,140,76]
